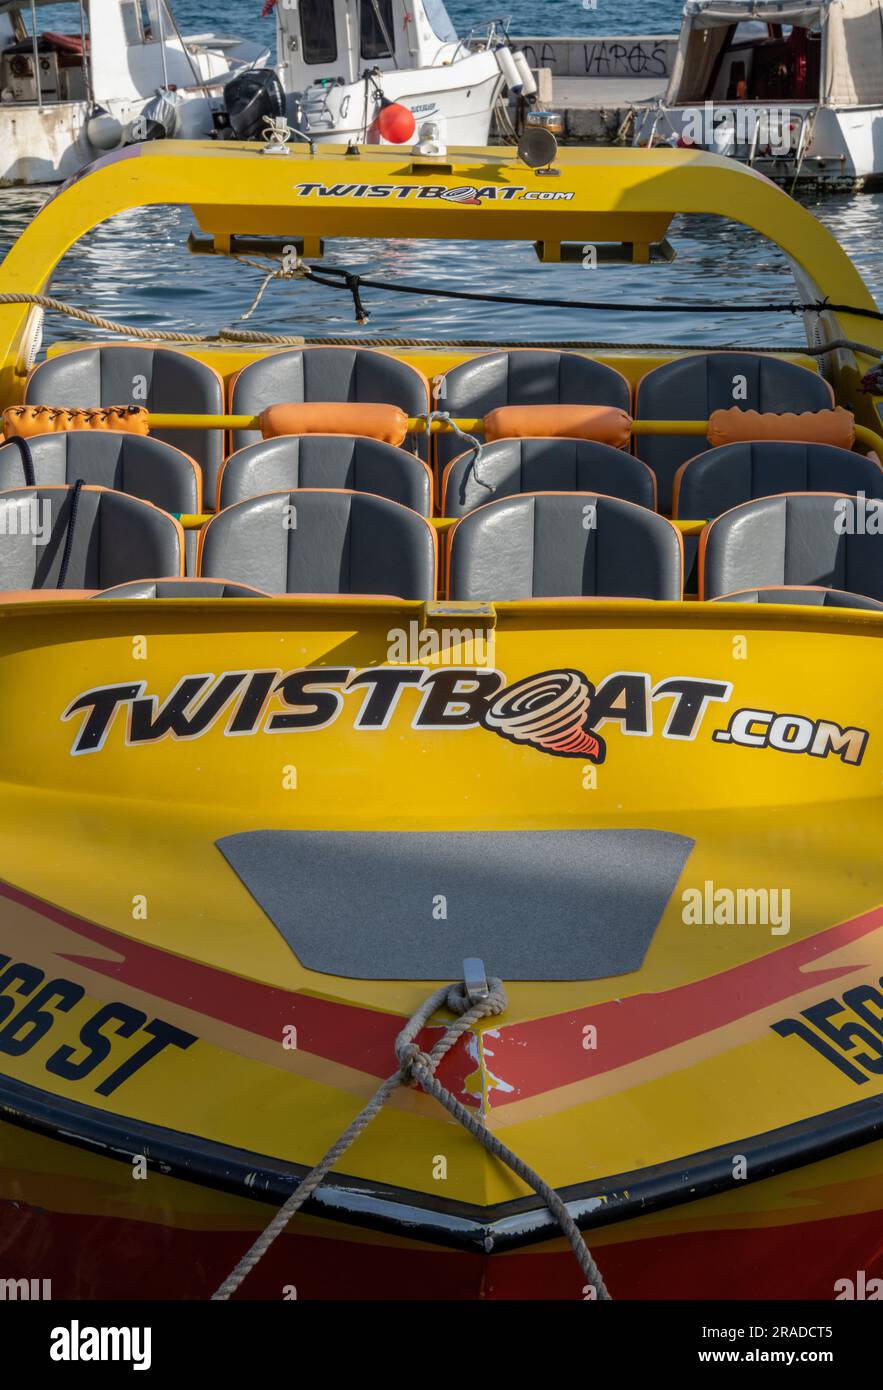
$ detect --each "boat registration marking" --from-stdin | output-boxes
[772,979,883,1085]
[0,953,196,1097]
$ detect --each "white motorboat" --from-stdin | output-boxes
[273,0,533,147]
[0,0,270,186]
[633,0,883,190]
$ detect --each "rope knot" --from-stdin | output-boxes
[444,977,507,1017]
[211,969,610,1303]
[396,1041,434,1085]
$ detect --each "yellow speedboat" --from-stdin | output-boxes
[0,139,882,1301]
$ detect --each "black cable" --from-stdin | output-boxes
[299,263,883,323]
[55,478,84,590]
[306,267,370,323]
[7,435,36,487]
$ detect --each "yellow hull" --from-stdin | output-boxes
[1,597,881,1296]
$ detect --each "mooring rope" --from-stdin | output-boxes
[211,974,610,1302]
[1,292,880,360]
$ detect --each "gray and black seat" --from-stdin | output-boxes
[699,493,883,602]
[199,489,436,598]
[228,347,430,452]
[674,440,883,519]
[217,435,432,515]
[96,578,270,599]
[0,485,183,593]
[710,585,883,610]
[0,432,201,513]
[448,493,683,600]
[634,353,834,514]
[443,437,656,517]
[436,350,631,470]
[26,346,224,502]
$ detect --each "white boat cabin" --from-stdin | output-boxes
[667,0,883,109]
[275,0,463,94]
[1,0,265,108]
[637,0,883,188]
[2,0,199,106]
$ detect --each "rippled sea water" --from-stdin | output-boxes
[0,0,879,349]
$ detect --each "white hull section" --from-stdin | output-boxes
[294,52,504,147]
[0,91,223,187]
[634,103,883,188]
[0,2,268,189]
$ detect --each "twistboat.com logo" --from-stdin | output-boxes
[293,181,576,205]
[60,662,869,768]
[50,1319,151,1371]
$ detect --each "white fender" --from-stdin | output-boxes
[511,51,537,99]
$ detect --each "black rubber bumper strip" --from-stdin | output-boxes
[0,1073,881,1254]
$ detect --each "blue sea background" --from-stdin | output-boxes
[0,0,880,348]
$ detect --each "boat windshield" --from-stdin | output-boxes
[300,0,338,65]
[422,0,456,44]
[141,0,177,45]
[360,0,393,60]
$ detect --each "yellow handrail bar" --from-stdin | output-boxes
[147,413,487,433]
[144,414,883,456]
[178,513,708,533]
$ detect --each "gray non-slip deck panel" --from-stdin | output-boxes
[217,829,694,981]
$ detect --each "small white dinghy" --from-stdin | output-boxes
[0,0,269,186]
[272,0,534,147]
[633,0,883,190]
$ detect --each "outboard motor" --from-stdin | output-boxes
[220,68,287,141]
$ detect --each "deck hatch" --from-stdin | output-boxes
[216,829,694,981]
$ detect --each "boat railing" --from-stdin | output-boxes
[456,18,510,61]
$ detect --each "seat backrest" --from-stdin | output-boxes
[0,431,200,513]
[228,347,430,450]
[442,437,655,517]
[217,434,432,514]
[448,492,683,600]
[199,489,436,598]
[96,578,269,598]
[699,493,883,601]
[0,485,183,591]
[437,350,631,468]
[634,353,834,514]
[674,440,883,519]
[26,346,224,501]
[710,585,883,610]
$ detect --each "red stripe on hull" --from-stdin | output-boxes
[3,879,882,1110]
[3,1195,882,1300]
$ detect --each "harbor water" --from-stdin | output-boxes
[0,0,880,349]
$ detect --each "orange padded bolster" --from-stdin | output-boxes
[707,407,855,449]
[0,589,99,602]
[259,403,410,446]
[2,405,150,437]
[483,405,633,447]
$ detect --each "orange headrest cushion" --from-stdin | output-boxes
[259,402,410,446]
[707,407,855,450]
[483,404,633,448]
[2,405,150,437]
